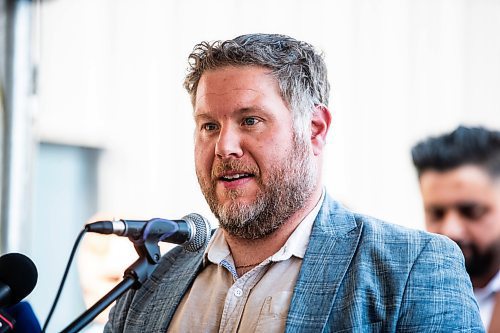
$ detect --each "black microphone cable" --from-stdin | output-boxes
[42,228,87,333]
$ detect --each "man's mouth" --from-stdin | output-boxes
[212,159,259,184]
[219,173,254,182]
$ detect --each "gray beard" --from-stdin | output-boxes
[197,138,317,239]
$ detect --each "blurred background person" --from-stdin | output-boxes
[77,213,174,332]
[411,125,500,332]
[77,232,137,333]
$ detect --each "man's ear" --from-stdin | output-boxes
[310,104,332,156]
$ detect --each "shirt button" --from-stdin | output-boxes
[234,288,243,297]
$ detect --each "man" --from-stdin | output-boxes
[412,125,500,332]
[105,34,483,332]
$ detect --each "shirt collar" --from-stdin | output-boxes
[474,270,500,301]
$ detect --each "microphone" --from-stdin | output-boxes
[0,253,39,333]
[85,213,211,252]
[0,253,38,308]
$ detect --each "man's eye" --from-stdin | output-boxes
[242,117,259,126]
[458,204,488,220]
[202,123,218,131]
[427,207,445,222]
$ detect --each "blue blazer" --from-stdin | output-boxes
[105,194,484,332]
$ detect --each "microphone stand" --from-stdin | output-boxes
[61,239,161,333]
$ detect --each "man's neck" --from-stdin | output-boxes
[224,187,323,274]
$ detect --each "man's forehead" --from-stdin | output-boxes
[420,165,494,186]
[195,88,262,104]
[420,174,500,212]
[196,66,276,95]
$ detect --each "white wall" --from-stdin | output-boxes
[36,0,500,227]
[26,0,500,328]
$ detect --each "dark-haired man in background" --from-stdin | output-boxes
[412,125,500,332]
[105,34,483,332]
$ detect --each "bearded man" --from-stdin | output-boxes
[105,34,483,332]
[412,125,500,332]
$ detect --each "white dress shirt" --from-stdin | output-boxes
[474,270,500,329]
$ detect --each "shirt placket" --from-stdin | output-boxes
[218,264,270,333]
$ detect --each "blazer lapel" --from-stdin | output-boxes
[286,196,362,332]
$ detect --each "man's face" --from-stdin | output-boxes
[193,65,317,239]
[419,165,500,279]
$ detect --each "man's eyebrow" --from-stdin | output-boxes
[194,113,211,120]
[238,106,264,114]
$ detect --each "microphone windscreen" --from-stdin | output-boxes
[0,253,38,307]
[182,213,211,252]
[5,301,41,333]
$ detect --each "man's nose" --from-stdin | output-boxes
[440,211,466,241]
[215,126,243,159]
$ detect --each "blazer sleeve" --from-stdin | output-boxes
[396,235,485,332]
[103,287,136,333]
